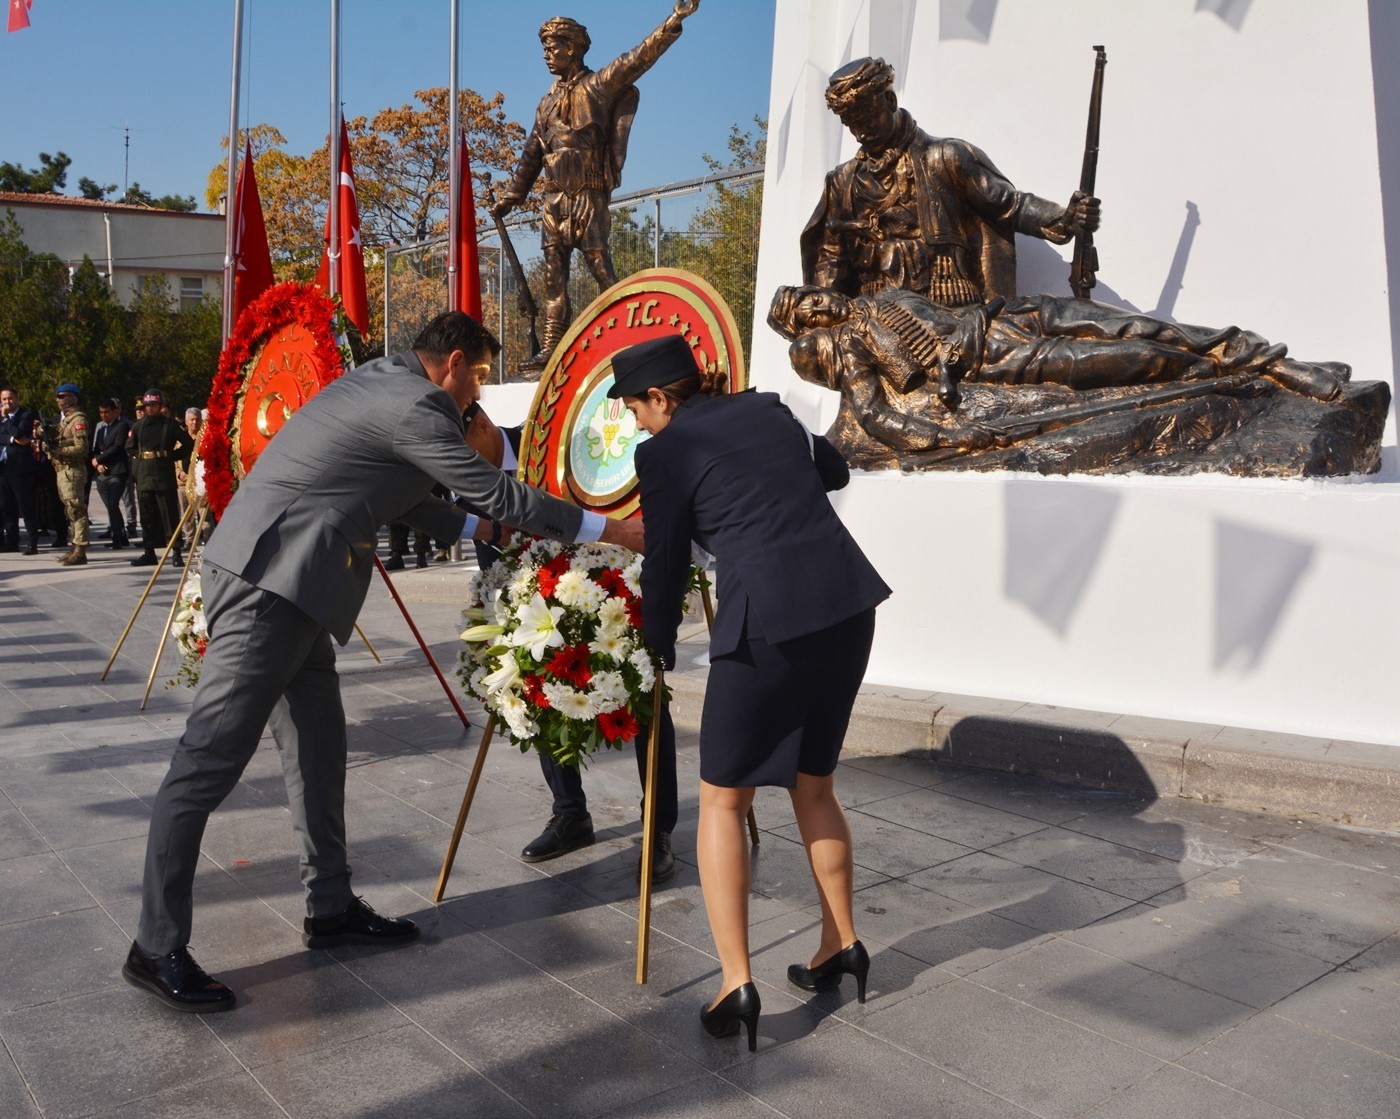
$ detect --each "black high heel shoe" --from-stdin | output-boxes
[700,982,760,1052]
[787,940,870,1003]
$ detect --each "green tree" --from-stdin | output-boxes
[0,151,71,194]
[124,276,221,408]
[60,258,129,402]
[0,212,66,401]
[120,182,198,212]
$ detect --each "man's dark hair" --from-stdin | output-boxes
[413,312,501,363]
[101,397,120,410]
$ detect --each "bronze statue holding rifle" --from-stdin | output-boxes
[491,0,701,369]
[801,56,1101,307]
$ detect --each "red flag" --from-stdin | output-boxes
[231,140,275,324]
[7,0,32,33]
[315,117,369,335]
[454,134,483,320]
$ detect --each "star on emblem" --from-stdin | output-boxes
[606,316,617,329]
[679,321,691,335]
[669,313,680,327]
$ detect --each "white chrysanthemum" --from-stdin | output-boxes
[510,594,566,660]
[542,682,597,720]
[466,664,489,698]
[507,567,536,606]
[589,670,628,709]
[497,692,539,740]
[594,629,628,660]
[629,648,656,691]
[622,557,643,597]
[597,596,629,631]
[552,569,589,608]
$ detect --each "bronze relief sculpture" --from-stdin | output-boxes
[492,0,700,369]
[779,57,1388,477]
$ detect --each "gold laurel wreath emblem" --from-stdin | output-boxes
[525,359,571,487]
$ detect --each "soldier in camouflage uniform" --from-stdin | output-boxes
[126,388,194,567]
[46,383,91,567]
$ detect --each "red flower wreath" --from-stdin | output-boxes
[201,282,345,520]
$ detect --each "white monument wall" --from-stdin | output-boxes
[755,0,1400,746]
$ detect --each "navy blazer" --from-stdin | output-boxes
[0,406,38,474]
[91,416,132,477]
[636,390,890,668]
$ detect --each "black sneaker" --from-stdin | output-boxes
[121,942,236,1013]
[520,814,595,862]
[303,896,419,949]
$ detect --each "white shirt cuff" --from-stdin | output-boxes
[458,513,481,541]
[576,510,606,542]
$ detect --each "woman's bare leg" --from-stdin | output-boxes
[790,770,858,966]
[697,779,756,1003]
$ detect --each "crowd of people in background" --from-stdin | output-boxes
[0,383,205,567]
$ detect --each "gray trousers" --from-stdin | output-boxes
[137,563,352,954]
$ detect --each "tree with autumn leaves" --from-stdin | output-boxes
[207,88,525,355]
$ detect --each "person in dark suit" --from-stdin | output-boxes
[0,386,40,553]
[90,398,132,550]
[611,335,890,1050]
[124,312,644,1015]
[463,402,679,881]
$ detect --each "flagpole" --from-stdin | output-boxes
[328,0,341,300]
[222,0,244,342]
[447,0,461,311]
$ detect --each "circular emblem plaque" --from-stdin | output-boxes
[521,268,747,518]
[233,322,332,478]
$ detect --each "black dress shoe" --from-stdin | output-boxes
[384,554,405,571]
[520,813,594,862]
[121,942,236,1013]
[130,551,158,567]
[637,831,675,884]
[303,895,420,949]
[22,543,38,555]
[700,981,761,1051]
[415,554,429,568]
[788,939,870,1003]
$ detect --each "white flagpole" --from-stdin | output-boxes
[221,0,244,342]
[447,0,461,311]
[328,0,341,300]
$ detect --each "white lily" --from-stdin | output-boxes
[481,655,522,695]
[511,593,566,660]
[460,623,507,643]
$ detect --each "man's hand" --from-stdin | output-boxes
[599,515,645,553]
[1064,190,1101,236]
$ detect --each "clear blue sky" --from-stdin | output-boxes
[0,0,775,208]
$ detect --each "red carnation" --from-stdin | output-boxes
[598,708,641,743]
[546,643,592,686]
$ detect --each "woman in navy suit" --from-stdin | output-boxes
[611,335,891,1049]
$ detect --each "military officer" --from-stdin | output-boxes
[46,384,92,567]
[126,388,194,567]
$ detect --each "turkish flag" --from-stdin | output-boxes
[454,134,483,320]
[231,140,275,325]
[8,0,32,33]
[315,117,369,335]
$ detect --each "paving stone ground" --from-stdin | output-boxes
[2,518,1399,1119]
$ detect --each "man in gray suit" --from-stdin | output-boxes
[124,312,644,1013]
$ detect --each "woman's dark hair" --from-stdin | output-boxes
[412,311,501,362]
[655,366,730,404]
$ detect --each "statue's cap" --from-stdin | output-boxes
[826,57,896,112]
[539,16,589,51]
[607,335,698,399]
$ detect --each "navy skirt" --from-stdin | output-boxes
[699,607,877,788]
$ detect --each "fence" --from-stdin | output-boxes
[383,165,762,381]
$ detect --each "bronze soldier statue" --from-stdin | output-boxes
[46,384,91,567]
[491,0,701,367]
[801,57,1100,306]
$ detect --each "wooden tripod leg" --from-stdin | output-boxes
[140,504,208,709]
[100,499,197,681]
[701,579,759,848]
[636,675,664,985]
[433,717,495,903]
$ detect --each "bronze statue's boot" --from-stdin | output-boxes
[1266,360,1344,403]
[60,546,87,566]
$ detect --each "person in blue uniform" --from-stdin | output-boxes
[610,335,891,1050]
[462,402,679,881]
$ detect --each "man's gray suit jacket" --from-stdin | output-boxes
[205,350,581,644]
